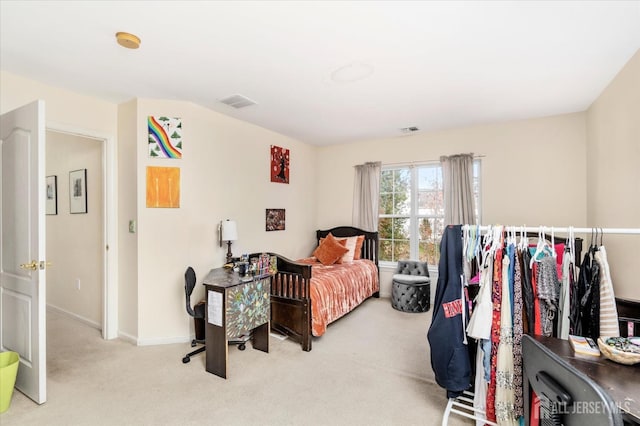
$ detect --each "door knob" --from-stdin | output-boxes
[19,260,52,270]
[19,261,38,271]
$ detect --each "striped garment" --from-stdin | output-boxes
[595,247,620,337]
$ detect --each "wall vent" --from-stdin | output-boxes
[219,94,257,109]
[400,126,419,133]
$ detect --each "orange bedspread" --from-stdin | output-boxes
[297,258,379,337]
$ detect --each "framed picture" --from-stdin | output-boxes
[270,145,289,184]
[148,116,183,159]
[69,169,88,214]
[145,166,181,208]
[265,208,285,231]
[46,175,57,215]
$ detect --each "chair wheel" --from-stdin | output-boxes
[238,343,246,351]
[191,340,197,347]
[182,356,190,363]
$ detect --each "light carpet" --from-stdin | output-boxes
[1,298,473,425]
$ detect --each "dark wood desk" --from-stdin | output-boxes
[532,335,640,424]
[202,268,270,379]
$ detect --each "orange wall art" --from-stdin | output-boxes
[146,166,180,208]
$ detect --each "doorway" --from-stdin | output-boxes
[45,126,117,339]
[45,130,103,329]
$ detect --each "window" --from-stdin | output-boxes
[378,161,481,266]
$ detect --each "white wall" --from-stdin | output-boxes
[0,71,117,136]
[133,99,318,343]
[46,131,103,325]
[117,99,139,339]
[586,49,640,301]
[316,113,588,296]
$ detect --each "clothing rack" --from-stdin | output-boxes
[461,225,640,235]
[442,224,639,426]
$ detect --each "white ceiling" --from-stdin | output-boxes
[1,1,639,146]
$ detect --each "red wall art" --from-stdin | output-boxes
[270,145,290,184]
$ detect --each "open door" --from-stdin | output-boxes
[0,100,47,404]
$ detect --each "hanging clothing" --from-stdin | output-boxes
[467,249,494,340]
[486,244,504,423]
[473,342,490,426]
[595,247,620,337]
[536,255,560,337]
[531,263,542,335]
[468,244,494,425]
[519,249,534,335]
[512,248,524,421]
[580,248,601,340]
[557,250,573,339]
[428,225,471,398]
[570,251,590,336]
[495,253,517,425]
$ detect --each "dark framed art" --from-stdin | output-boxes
[265,208,285,231]
[69,169,87,214]
[46,175,57,215]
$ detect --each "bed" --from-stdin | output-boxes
[251,226,379,351]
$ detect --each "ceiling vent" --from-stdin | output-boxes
[400,126,419,134]
[219,94,257,109]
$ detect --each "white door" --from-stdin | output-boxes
[0,100,47,404]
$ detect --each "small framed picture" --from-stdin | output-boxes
[69,169,88,214]
[265,208,285,231]
[46,175,57,215]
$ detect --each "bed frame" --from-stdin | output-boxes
[251,226,379,351]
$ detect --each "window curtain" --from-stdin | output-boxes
[440,153,475,226]
[352,161,381,232]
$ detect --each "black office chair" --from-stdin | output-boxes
[522,335,624,426]
[182,267,247,364]
[183,266,206,363]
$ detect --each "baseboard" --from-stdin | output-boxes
[117,331,138,345]
[47,304,101,330]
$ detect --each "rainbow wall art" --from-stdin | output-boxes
[148,116,183,158]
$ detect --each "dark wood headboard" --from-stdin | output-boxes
[316,226,379,269]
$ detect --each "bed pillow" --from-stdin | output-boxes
[353,235,365,260]
[313,233,349,265]
[336,235,364,263]
[336,237,356,263]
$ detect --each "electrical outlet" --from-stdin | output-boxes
[129,220,136,233]
[76,279,81,290]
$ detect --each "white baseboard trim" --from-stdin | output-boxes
[117,331,138,345]
[47,304,101,330]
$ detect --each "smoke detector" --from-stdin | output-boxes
[219,94,257,109]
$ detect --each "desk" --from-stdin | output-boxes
[202,268,270,379]
[530,335,639,424]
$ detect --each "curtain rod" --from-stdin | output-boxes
[383,154,485,167]
[461,225,640,235]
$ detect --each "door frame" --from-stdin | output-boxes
[47,123,118,339]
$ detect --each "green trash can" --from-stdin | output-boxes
[0,351,20,413]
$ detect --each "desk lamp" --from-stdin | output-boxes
[220,220,238,264]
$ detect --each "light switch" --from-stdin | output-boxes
[129,220,136,233]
